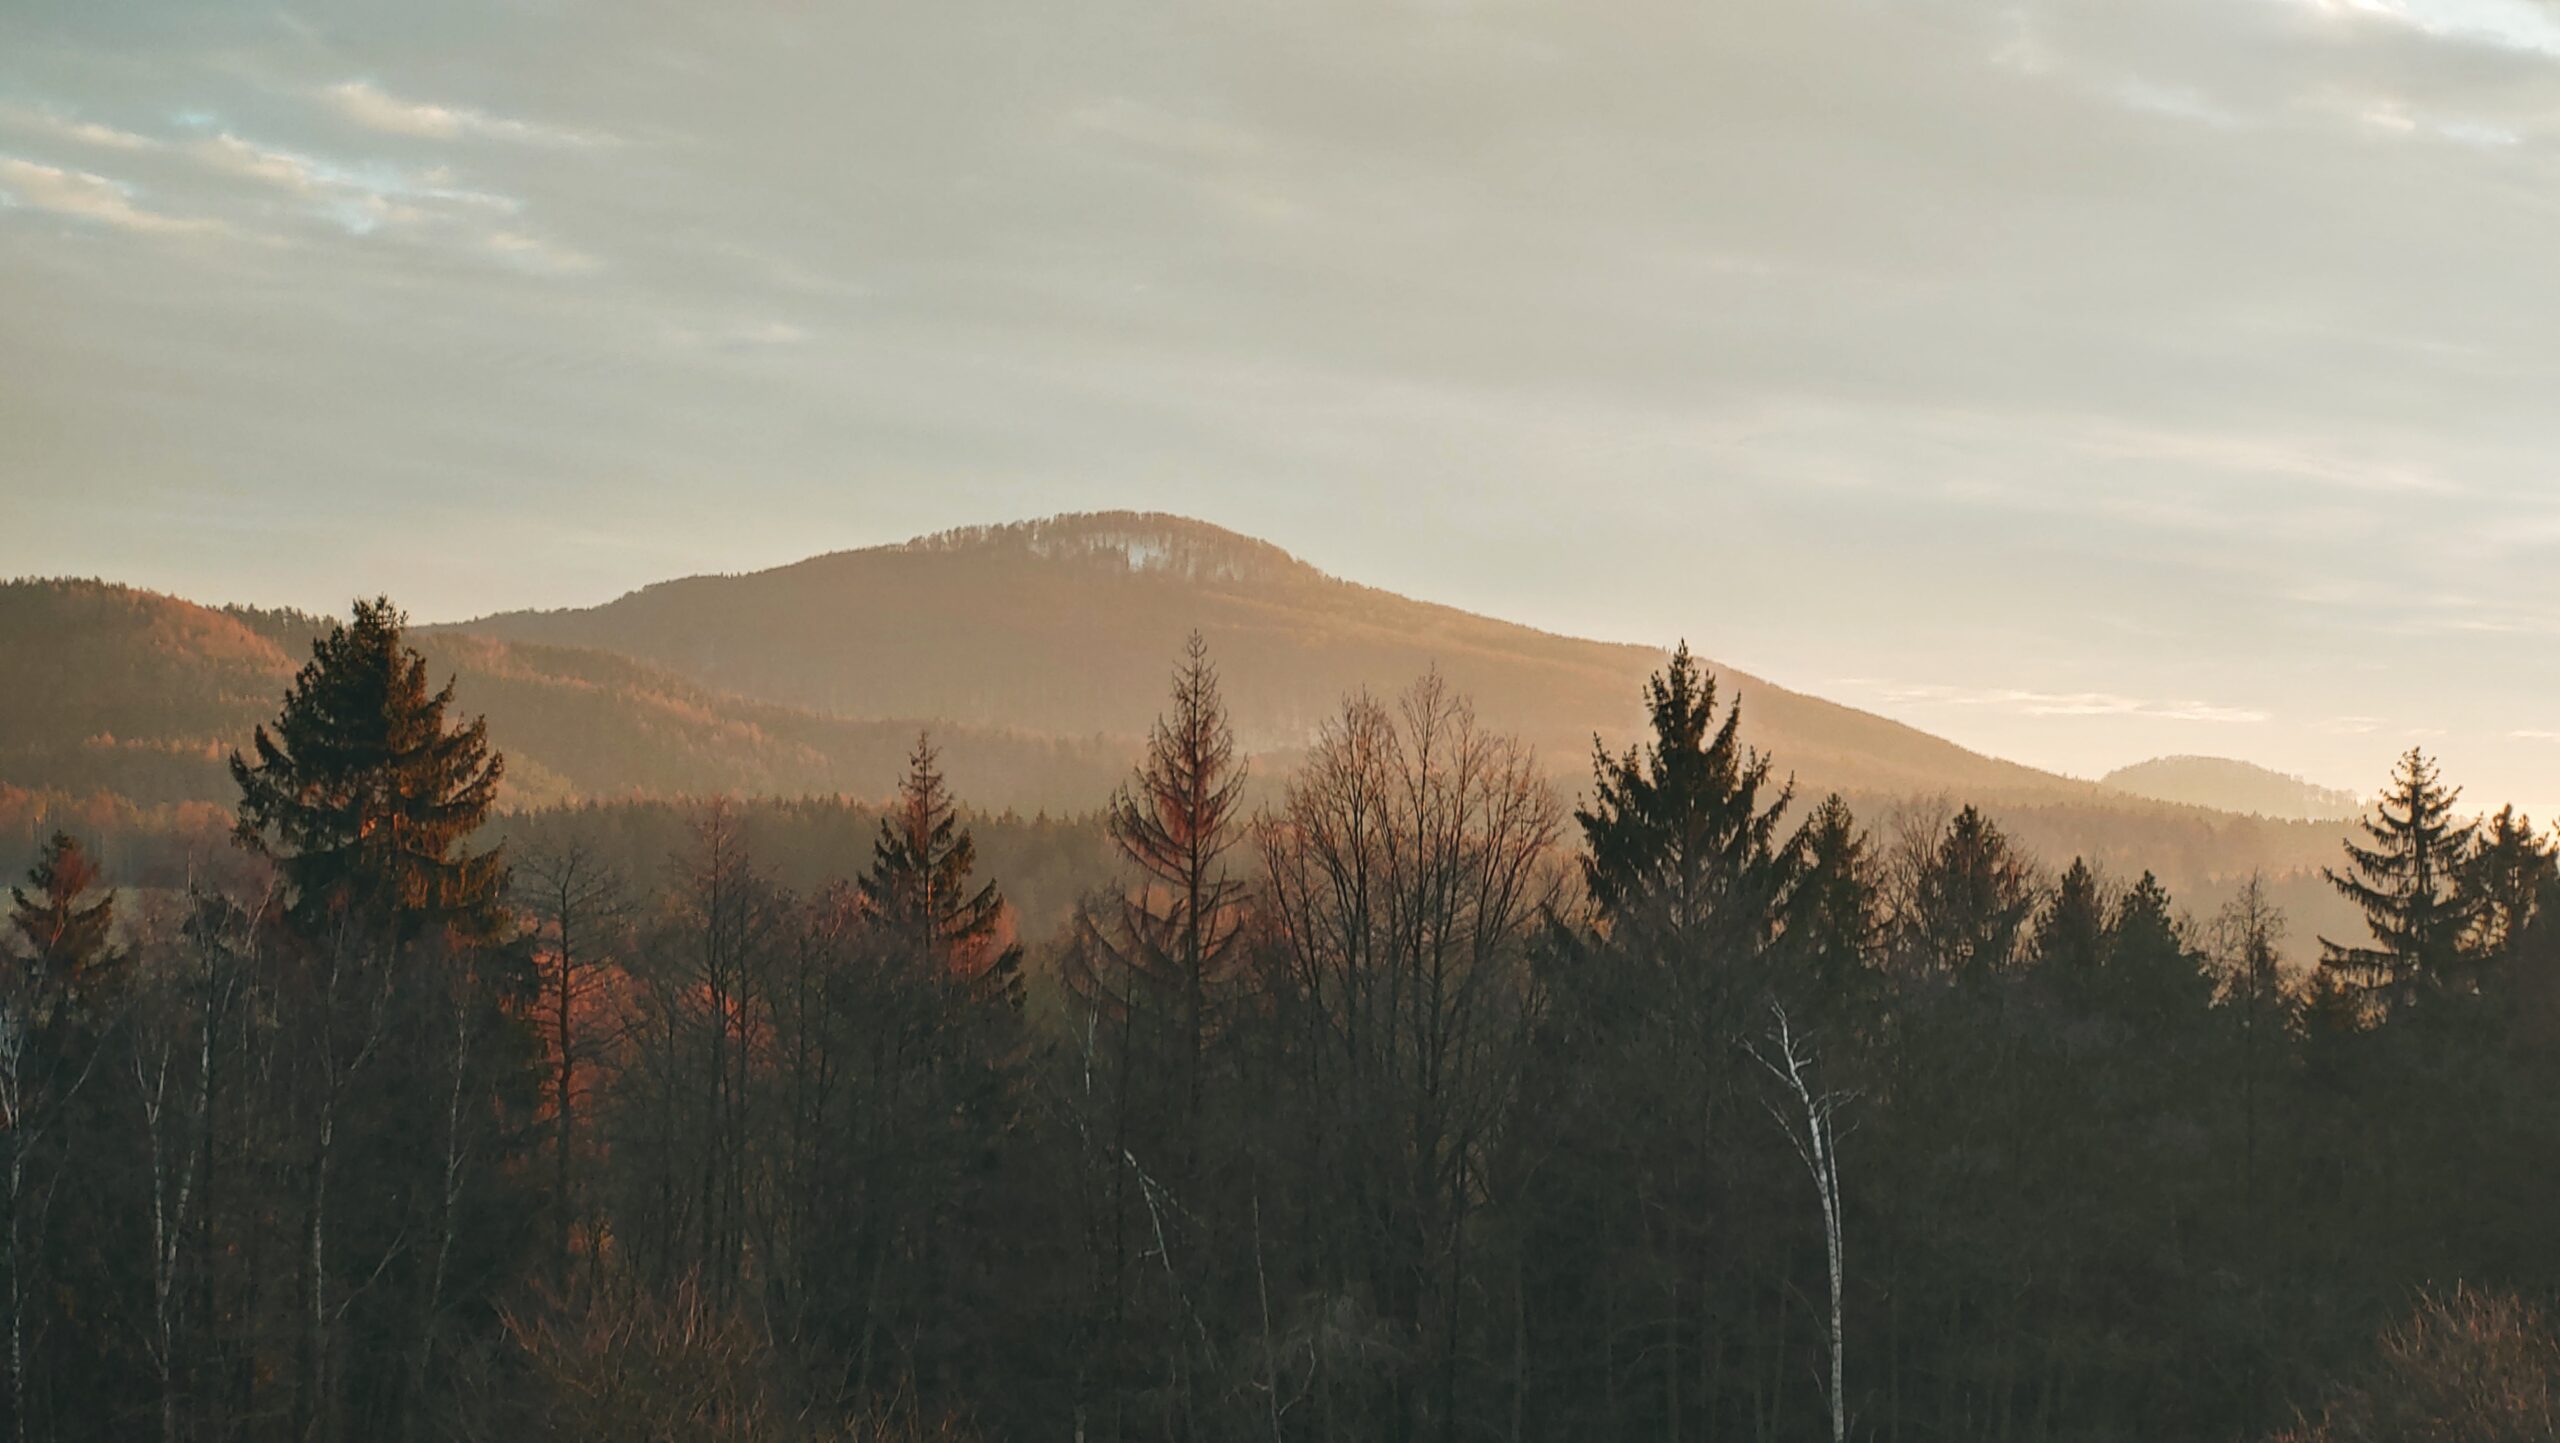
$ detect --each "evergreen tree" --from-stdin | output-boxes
[7,832,120,1017]
[1577,640,1798,983]
[2462,805,2552,964]
[1,834,120,1443]
[859,733,1023,1002]
[1071,632,1250,1159]
[1896,805,2039,982]
[1062,636,1251,1438]
[230,596,508,945]
[2106,870,2212,1023]
[2037,857,2112,984]
[1780,794,1880,1020]
[226,597,528,1442]
[2320,748,2479,1005]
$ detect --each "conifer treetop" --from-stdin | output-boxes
[229,596,507,939]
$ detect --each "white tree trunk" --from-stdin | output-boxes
[1754,1001,1850,1443]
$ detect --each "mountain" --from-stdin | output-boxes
[2,520,2368,943]
[2102,756,2365,822]
[456,511,2107,805]
[0,578,1131,816]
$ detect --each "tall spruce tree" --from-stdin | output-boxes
[2320,748,2479,1004]
[2462,804,2552,964]
[230,597,507,945]
[1896,805,2040,982]
[2106,871,2211,1023]
[1780,794,1881,1020]
[860,733,1023,1002]
[2037,857,2113,984]
[226,597,527,1443]
[1578,641,1798,978]
[1073,632,1250,1154]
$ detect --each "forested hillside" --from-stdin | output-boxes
[456,512,2118,802]
[0,578,1133,813]
[3,530,2372,941]
[8,605,2560,1442]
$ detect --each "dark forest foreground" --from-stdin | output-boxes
[8,603,2560,1442]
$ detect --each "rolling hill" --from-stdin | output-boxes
[2103,755,2365,822]
[0,578,1132,816]
[455,512,2112,805]
[2,516,2368,942]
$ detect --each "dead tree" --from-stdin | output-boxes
[1750,999,1850,1443]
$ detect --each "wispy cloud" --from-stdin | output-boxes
[0,155,222,235]
[0,103,160,152]
[192,132,516,230]
[481,227,597,274]
[319,80,606,147]
[2287,0,2560,59]
[1861,681,2269,724]
[178,129,588,268]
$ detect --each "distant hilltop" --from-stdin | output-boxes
[2101,755,2364,821]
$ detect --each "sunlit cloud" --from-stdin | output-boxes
[319,80,606,146]
[482,228,597,274]
[175,129,587,267]
[193,132,517,228]
[2285,0,2560,59]
[1859,682,2269,724]
[0,103,160,152]
[0,155,223,235]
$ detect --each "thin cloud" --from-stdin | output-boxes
[0,103,160,152]
[0,155,223,236]
[193,132,517,223]
[1870,682,2269,724]
[2289,0,2560,59]
[483,228,598,274]
[181,130,583,266]
[319,80,606,147]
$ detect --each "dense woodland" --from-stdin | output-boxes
[9,600,2560,1441]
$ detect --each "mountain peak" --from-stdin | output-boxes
[891,511,1318,589]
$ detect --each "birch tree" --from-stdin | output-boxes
[1749,1000,1850,1443]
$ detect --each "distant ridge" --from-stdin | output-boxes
[455,510,2103,805]
[0,578,1130,815]
[2101,755,2364,822]
[2,518,2370,939]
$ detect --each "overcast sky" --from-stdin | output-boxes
[8,0,2560,808]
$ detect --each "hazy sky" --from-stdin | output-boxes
[8,0,2560,809]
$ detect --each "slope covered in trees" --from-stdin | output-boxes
[0,579,1131,814]
[456,511,2128,803]
[4,536,2376,942]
